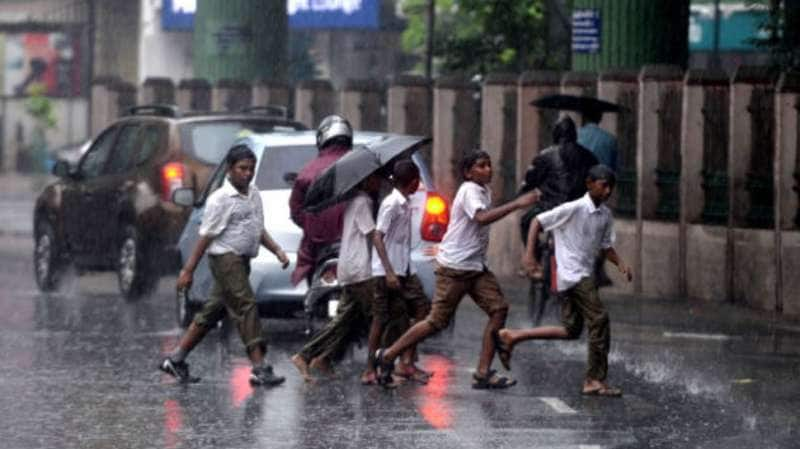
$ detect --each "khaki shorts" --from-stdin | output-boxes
[372,274,431,325]
[424,263,509,330]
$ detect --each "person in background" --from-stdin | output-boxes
[578,107,618,173]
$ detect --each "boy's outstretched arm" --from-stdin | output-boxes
[261,230,290,269]
[474,190,540,226]
[604,247,632,282]
[372,231,399,289]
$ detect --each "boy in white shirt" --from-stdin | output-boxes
[497,164,632,397]
[366,160,431,385]
[374,150,539,389]
[292,172,382,382]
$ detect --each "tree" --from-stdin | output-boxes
[747,0,800,70]
[400,0,561,76]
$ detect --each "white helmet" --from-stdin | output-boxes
[316,114,353,149]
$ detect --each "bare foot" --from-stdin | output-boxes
[309,356,334,376]
[291,354,315,382]
[361,370,378,385]
[396,363,432,384]
[497,328,515,351]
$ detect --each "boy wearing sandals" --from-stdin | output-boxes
[497,165,632,397]
[366,160,432,385]
[375,150,539,389]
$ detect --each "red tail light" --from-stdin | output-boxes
[421,192,449,242]
[161,162,185,201]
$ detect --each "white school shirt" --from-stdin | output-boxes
[199,178,264,258]
[371,188,415,277]
[435,181,491,272]
[537,193,615,291]
[338,191,376,285]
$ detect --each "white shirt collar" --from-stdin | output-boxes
[222,177,250,197]
[582,192,603,213]
[390,188,408,205]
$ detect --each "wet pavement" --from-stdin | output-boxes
[1,177,799,448]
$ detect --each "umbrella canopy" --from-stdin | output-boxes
[303,135,430,212]
[530,94,627,114]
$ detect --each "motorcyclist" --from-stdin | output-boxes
[518,116,598,323]
[289,114,354,286]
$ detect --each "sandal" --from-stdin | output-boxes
[396,365,432,384]
[492,329,513,371]
[472,369,517,390]
[374,348,395,387]
[581,386,623,397]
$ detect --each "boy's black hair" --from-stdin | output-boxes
[392,159,420,187]
[226,144,257,166]
[587,164,616,187]
[460,149,491,179]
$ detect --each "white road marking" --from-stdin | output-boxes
[540,397,577,414]
[663,331,735,341]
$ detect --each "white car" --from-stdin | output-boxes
[173,130,448,328]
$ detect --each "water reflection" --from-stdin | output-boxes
[416,355,454,429]
[163,399,183,449]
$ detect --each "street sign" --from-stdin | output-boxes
[572,9,601,54]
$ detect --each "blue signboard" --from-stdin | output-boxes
[288,0,379,29]
[689,6,769,52]
[162,0,379,31]
[572,9,601,54]
[162,0,195,31]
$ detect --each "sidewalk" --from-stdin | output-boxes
[0,172,52,235]
[498,273,800,338]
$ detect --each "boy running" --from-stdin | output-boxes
[291,172,382,382]
[497,164,632,397]
[160,145,290,387]
[374,150,539,389]
[366,160,431,385]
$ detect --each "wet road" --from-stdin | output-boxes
[1,231,799,449]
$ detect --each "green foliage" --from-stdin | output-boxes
[744,0,800,70]
[400,0,551,75]
[25,83,57,129]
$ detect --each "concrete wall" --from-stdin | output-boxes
[30,68,798,317]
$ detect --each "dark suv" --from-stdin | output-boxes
[33,105,306,299]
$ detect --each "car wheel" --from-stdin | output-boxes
[33,221,66,291]
[176,288,199,328]
[117,224,158,300]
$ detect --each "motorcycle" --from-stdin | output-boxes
[303,242,342,335]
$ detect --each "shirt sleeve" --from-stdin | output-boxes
[375,199,397,235]
[354,197,376,235]
[601,214,616,249]
[537,200,577,232]
[288,176,309,228]
[198,194,230,238]
[462,184,489,220]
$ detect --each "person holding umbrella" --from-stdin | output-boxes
[291,166,383,382]
[291,136,430,383]
[578,106,619,173]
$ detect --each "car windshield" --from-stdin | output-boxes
[181,121,301,164]
[255,145,318,190]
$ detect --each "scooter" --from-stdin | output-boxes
[303,242,342,335]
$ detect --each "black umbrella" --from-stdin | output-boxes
[531,94,627,113]
[303,135,431,212]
